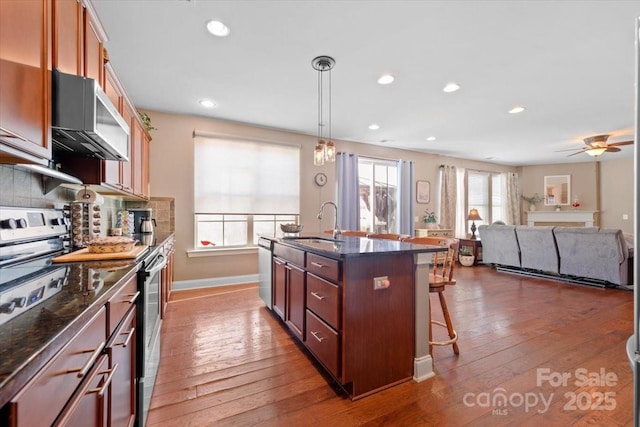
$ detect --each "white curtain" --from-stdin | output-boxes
[397,160,414,236]
[438,165,458,231]
[455,168,466,237]
[504,172,521,225]
[336,152,359,231]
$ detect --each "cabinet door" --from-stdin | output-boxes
[106,308,136,427]
[131,120,144,197]
[135,129,150,199]
[54,354,111,427]
[0,0,51,161]
[272,257,286,320]
[119,103,135,193]
[285,264,305,340]
[52,0,83,75]
[83,7,103,87]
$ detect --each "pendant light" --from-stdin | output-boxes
[312,56,336,166]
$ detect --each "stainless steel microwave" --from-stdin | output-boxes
[51,69,130,161]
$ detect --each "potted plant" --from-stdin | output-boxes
[458,247,475,266]
[422,210,438,229]
[521,193,543,211]
[554,205,561,212]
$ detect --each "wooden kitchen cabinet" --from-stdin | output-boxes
[272,258,287,321]
[83,3,104,88]
[54,354,111,427]
[0,0,52,165]
[4,308,107,427]
[269,241,415,400]
[106,307,136,427]
[52,0,83,76]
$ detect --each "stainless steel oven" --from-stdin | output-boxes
[136,244,166,426]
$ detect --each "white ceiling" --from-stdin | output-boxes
[92,0,640,166]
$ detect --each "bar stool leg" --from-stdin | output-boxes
[438,292,460,355]
[428,296,433,356]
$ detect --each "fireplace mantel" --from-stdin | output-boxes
[526,210,598,227]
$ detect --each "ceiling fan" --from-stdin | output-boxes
[563,134,634,157]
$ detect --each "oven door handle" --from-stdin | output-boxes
[145,254,167,276]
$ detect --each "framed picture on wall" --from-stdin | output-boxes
[416,180,430,204]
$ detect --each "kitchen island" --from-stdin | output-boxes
[261,234,445,400]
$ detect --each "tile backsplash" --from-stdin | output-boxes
[1,165,174,235]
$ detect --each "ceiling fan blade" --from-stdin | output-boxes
[607,140,634,147]
[556,148,583,152]
[567,151,585,157]
[605,146,621,152]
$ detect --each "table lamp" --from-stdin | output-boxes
[467,208,483,240]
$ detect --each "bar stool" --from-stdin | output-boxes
[403,236,460,355]
[366,233,410,240]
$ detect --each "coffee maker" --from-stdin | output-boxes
[129,208,153,234]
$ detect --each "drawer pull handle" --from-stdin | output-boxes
[116,327,136,347]
[69,341,106,378]
[310,331,325,342]
[311,291,326,301]
[124,291,140,304]
[89,363,118,397]
[311,262,325,268]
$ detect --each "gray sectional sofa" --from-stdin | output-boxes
[478,224,634,286]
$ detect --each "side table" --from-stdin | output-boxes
[458,238,482,265]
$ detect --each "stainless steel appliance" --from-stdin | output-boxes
[51,69,130,161]
[0,207,69,326]
[130,208,153,234]
[136,239,167,426]
[257,237,273,309]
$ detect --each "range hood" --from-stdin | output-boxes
[51,69,130,161]
[14,163,83,194]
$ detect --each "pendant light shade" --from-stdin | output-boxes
[312,56,336,166]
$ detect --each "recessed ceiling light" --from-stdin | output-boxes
[443,83,460,93]
[206,20,230,37]
[368,124,380,130]
[426,136,436,141]
[377,74,395,85]
[508,106,526,114]
[199,99,217,108]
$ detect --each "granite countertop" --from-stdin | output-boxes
[0,232,175,408]
[262,233,446,260]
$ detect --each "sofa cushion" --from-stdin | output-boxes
[478,225,521,268]
[515,226,559,274]
[553,227,630,285]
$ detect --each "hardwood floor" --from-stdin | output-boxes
[147,266,634,426]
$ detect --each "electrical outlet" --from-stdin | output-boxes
[623,214,629,220]
[373,276,390,290]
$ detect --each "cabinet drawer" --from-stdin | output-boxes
[8,307,107,427]
[106,275,139,337]
[305,310,340,379]
[306,253,341,283]
[306,274,341,330]
[273,243,305,267]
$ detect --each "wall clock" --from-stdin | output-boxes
[314,173,327,187]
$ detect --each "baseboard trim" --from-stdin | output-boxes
[173,274,258,291]
[413,355,435,382]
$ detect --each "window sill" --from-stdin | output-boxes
[187,247,258,258]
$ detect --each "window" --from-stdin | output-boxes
[358,157,398,233]
[193,135,300,249]
[466,170,504,227]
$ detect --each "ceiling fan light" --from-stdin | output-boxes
[585,147,607,157]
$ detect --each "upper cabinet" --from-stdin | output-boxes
[82,2,104,87]
[0,0,52,165]
[52,0,83,76]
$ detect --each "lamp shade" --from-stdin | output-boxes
[467,208,482,221]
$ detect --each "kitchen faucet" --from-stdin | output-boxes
[317,201,341,239]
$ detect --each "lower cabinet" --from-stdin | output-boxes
[106,307,136,427]
[285,263,305,341]
[3,275,140,426]
[270,243,415,400]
